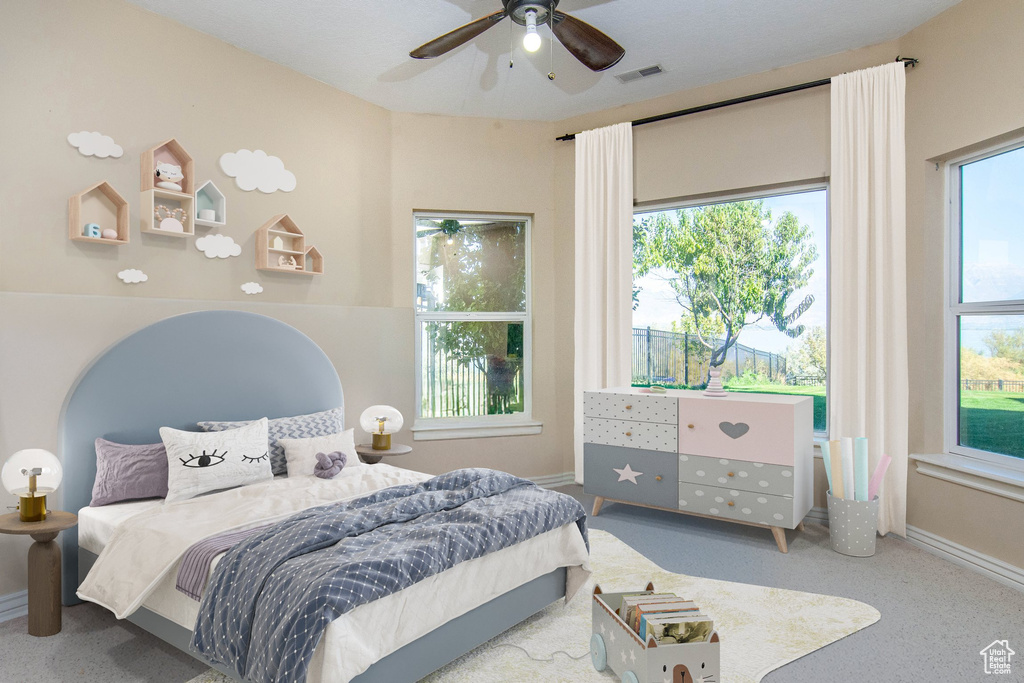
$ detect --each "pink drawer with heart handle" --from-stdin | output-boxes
[678,394,811,466]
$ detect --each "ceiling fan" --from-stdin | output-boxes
[410,0,625,72]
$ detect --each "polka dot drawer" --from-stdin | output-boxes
[677,453,794,497]
[583,391,679,425]
[583,416,678,453]
[677,481,795,528]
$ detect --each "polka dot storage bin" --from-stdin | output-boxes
[826,491,880,557]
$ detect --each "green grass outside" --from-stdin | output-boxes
[634,382,1024,459]
[960,390,1024,459]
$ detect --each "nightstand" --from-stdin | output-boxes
[355,443,412,465]
[0,510,77,636]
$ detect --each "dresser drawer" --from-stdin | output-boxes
[585,417,678,453]
[678,396,801,465]
[584,444,678,509]
[584,392,679,425]
[677,481,795,528]
[678,453,794,497]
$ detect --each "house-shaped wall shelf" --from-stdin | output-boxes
[140,138,195,194]
[68,181,129,245]
[304,245,324,275]
[141,188,195,237]
[194,180,226,228]
[255,214,321,275]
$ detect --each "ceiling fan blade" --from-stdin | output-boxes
[551,11,625,72]
[410,10,508,59]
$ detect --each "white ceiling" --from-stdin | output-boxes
[126,0,958,122]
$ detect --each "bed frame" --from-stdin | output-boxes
[58,310,567,682]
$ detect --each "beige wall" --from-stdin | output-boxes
[900,0,1024,568]
[0,1,572,597]
[2,0,1022,599]
[553,0,1024,568]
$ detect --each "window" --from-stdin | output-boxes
[948,140,1024,467]
[413,213,538,439]
[632,186,829,433]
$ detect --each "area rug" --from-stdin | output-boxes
[187,529,879,683]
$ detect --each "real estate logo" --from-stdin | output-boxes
[980,640,1015,675]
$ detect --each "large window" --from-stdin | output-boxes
[413,213,535,438]
[948,141,1024,465]
[632,186,829,433]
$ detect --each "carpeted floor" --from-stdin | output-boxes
[2,484,1022,682]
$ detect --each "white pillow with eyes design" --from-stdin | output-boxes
[160,418,272,503]
[277,429,359,478]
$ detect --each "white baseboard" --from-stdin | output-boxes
[0,590,27,623]
[530,472,576,489]
[806,506,1024,593]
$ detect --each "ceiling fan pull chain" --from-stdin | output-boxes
[509,13,515,68]
[547,10,555,80]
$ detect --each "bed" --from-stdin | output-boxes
[59,310,590,682]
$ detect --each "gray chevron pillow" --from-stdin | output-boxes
[198,407,344,476]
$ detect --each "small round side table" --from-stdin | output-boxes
[0,510,77,637]
[355,443,412,465]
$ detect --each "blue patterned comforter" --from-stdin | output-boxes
[190,468,588,683]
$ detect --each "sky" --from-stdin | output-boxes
[959,144,1024,354]
[633,188,828,356]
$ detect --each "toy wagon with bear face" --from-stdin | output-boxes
[590,584,720,683]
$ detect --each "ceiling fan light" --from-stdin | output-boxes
[523,10,542,53]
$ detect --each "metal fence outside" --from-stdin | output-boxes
[631,327,788,387]
[421,334,525,418]
[962,379,1024,393]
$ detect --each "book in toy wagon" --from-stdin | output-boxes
[590,583,720,683]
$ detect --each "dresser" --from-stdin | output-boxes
[583,387,813,553]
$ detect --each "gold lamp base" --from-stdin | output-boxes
[18,494,47,522]
[371,433,392,451]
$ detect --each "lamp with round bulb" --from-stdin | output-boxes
[522,9,542,53]
[359,405,404,451]
[2,449,63,522]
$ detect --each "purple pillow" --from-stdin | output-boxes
[90,438,169,506]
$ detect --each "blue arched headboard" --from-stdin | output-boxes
[58,310,344,604]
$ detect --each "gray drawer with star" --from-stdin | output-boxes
[584,391,679,425]
[583,444,678,509]
[677,453,794,497]
[677,481,795,528]
[584,417,678,453]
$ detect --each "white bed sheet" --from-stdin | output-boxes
[78,467,590,682]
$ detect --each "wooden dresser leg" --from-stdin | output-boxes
[770,526,788,554]
[592,496,605,517]
[796,521,805,532]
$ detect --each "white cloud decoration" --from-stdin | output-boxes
[241,282,264,295]
[195,233,242,259]
[219,149,296,193]
[118,269,148,284]
[68,131,123,158]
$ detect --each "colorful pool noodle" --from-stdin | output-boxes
[867,454,892,502]
[820,440,833,492]
[854,438,870,501]
[841,437,855,501]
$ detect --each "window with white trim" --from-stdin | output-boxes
[413,213,535,438]
[948,140,1024,467]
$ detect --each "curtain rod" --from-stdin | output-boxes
[555,57,919,142]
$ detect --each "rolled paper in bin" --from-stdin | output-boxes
[826,490,880,557]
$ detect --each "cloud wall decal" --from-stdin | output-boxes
[219,149,296,193]
[196,233,242,259]
[241,282,264,295]
[118,269,148,284]
[68,131,123,158]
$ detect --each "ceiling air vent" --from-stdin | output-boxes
[615,64,665,84]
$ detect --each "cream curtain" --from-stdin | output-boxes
[573,122,634,483]
[829,62,908,536]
